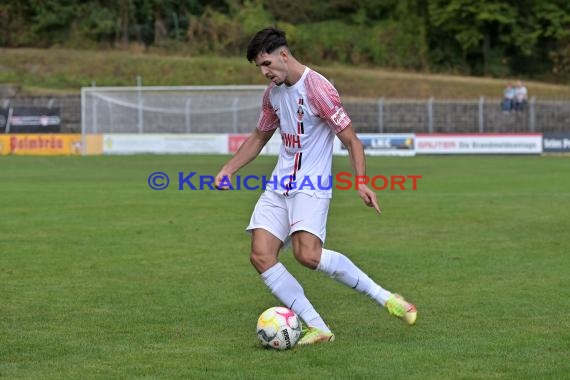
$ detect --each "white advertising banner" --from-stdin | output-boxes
[102,134,228,154]
[101,133,418,156]
[415,134,542,154]
[261,134,282,155]
[227,133,282,156]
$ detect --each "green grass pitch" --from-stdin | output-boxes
[1,155,568,379]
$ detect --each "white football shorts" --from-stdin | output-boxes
[246,190,330,245]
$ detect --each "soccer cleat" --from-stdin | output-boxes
[297,327,335,346]
[386,294,417,325]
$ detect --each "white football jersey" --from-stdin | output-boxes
[257,67,351,198]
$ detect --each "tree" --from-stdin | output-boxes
[428,0,517,75]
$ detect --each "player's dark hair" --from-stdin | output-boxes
[246,27,288,62]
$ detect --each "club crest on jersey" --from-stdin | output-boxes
[296,98,305,122]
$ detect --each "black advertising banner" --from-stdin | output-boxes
[3,107,61,133]
[0,108,7,133]
[543,133,570,153]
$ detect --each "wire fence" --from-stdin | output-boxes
[3,94,570,134]
[345,97,570,134]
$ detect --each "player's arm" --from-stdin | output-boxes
[305,72,380,213]
[337,125,381,214]
[215,128,275,189]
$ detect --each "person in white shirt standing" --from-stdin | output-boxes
[514,80,528,112]
[214,27,417,346]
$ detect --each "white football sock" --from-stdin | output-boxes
[317,248,392,306]
[261,262,331,332]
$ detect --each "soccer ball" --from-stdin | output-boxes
[256,306,302,350]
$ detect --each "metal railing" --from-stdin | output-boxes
[345,97,570,134]
[2,95,570,134]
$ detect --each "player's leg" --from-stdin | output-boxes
[250,228,281,273]
[287,194,336,344]
[289,230,335,345]
[292,230,404,320]
[251,229,331,334]
[288,193,417,325]
[317,248,417,325]
[247,191,330,334]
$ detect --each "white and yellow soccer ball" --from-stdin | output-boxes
[256,306,302,350]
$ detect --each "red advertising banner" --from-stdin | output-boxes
[228,134,249,153]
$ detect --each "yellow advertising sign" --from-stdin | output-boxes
[83,134,103,155]
[0,134,83,155]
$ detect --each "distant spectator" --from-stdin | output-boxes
[514,80,528,112]
[502,82,515,113]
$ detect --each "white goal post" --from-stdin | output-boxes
[81,85,266,137]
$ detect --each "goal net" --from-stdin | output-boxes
[81,85,266,135]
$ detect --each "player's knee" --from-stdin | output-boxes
[293,248,320,270]
[250,250,276,273]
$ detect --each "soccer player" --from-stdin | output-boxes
[214,27,417,345]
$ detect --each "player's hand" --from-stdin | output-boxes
[357,184,381,214]
[214,170,233,190]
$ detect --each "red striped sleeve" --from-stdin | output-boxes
[256,86,279,132]
[306,70,351,133]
